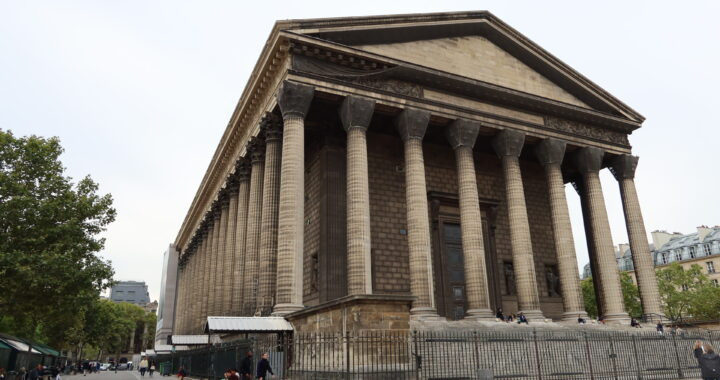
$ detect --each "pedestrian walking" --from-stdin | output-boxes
[227,369,239,380]
[27,365,41,380]
[149,363,155,377]
[139,358,149,377]
[177,366,186,380]
[694,341,720,380]
[255,353,274,380]
[50,366,60,380]
[239,351,253,380]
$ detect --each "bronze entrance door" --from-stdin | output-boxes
[431,193,500,320]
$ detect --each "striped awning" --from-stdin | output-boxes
[204,317,293,333]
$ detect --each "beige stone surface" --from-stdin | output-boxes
[619,177,662,317]
[257,130,282,315]
[243,153,264,315]
[346,126,373,295]
[207,215,221,316]
[222,192,238,315]
[197,230,210,332]
[274,115,306,314]
[356,36,588,107]
[232,168,250,316]
[583,172,629,323]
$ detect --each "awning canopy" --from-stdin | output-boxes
[204,317,293,333]
[171,335,210,345]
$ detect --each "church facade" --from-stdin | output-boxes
[171,11,661,335]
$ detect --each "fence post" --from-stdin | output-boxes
[671,332,684,379]
[532,329,542,380]
[630,335,642,380]
[413,331,420,380]
[608,336,618,380]
[584,331,595,380]
[345,330,350,379]
[472,331,480,375]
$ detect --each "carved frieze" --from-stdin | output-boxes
[544,116,629,146]
[347,77,423,98]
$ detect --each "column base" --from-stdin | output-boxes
[602,312,631,325]
[518,309,545,322]
[561,311,589,323]
[272,303,304,316]
[465,308,497,321]
[410,306,442,321]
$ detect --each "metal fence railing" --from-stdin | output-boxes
[158,329,720,379]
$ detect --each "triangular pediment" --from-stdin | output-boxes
[281,11,644,123]
[355,36,589,108]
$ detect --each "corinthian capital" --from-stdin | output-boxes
[339,95,375,132]
[445,119,480,149]
[277,81,314,119]
[491,129,525,158]
[609,154,639,180]
[395,108,430,142]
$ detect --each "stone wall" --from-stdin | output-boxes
[366,131,564,319]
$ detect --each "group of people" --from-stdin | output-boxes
[495,308,529,324]
[177,351,274,380]
[138,358,155,377]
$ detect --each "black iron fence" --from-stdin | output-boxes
[159,329,720,379]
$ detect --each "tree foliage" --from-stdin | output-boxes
[581,272,643,318]
[656,262,720,322]
[0,130,116,347]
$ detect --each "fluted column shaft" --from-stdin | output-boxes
[258,115,283,316]
[174,262,185,333]
[492,130,543,319]
[535,139,586,321]
[575,147,629,324]
[232,161,251,315]
[396,109,438,318]
[273,82,314,315]
[222,190,239,315]
[340,95,375,295]
[611,155,662,319]
[198,229,210,331]
[243,140,265,315]
[207,213,222,316]
[188,249,199,332]
[445,119,494,319]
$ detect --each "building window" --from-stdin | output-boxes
[704,244,712,255]
[128,290,136,294]
[707,261,716,274]
[661,253,668,265]
[674,250,682,261]
[689,246,696,259]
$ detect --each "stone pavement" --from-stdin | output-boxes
[63,370,165,380]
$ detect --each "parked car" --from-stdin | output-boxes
[116,363,129,370]
[99,364,110,371]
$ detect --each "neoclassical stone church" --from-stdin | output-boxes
[171,11,660,335]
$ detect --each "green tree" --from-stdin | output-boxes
[0,130,116,347]
[581,272,643,318]
[657,262,720,322]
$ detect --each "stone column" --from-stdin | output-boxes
[232,159,251,315]
[174,258,185,333]
[611,154,662,319]
[534,138,587,321]
[491,130,544,319]
[339,95,375,296]
[187,246,199,332]
[215,193,230,315]
[257,114,283,316]
[207,203,222,316]
[180,253,191,333]
[222,180,239,315]
[273,82,314,315]
[242,138,265,315]
[197,223,210,331]
[445,119,495,320]
[396,108,438,319]
[574,147,629,324]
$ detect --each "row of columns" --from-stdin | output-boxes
[174,81,662,334]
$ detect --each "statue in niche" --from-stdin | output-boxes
[503,262,516,295]
[546,265,561,297]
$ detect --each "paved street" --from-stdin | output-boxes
[63,371,167,380]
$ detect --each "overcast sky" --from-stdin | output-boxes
[2,1,719,302]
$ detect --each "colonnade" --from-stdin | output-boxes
[173,81,662,334]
